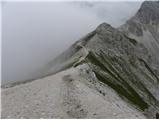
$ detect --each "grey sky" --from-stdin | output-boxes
[2,1,143,84]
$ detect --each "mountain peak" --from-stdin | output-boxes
[96,22,112,30]
[135,1,159,24]
[97,22,111,28]
[95,22,114,35]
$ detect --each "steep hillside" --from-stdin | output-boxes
[42,22,158,118]
[119,1,159,68]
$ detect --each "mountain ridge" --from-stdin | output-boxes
[2,1,159,119]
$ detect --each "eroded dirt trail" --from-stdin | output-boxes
[61,75,88,118]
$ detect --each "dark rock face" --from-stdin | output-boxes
[120,1,159,36]
[119,1,159,73]
[136,1,159,25]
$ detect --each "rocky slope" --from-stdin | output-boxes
[1,1,159,119]
[119,1,159,68]
[42,22,159,118]
[2,68,146,119]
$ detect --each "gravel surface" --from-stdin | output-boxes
[1,68,146,119]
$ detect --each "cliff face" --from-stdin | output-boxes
[136,1,158,25]
[2,1,159,119]
[119,1,159,68]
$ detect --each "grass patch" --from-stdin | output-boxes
[124,35,138,46]
[94,71,148,111]
[73,59,86,67]
[86,50,148,111]
[138,58,159,81]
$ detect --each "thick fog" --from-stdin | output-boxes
[2,1,142,85]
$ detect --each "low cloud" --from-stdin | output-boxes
[2,1,142,84]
